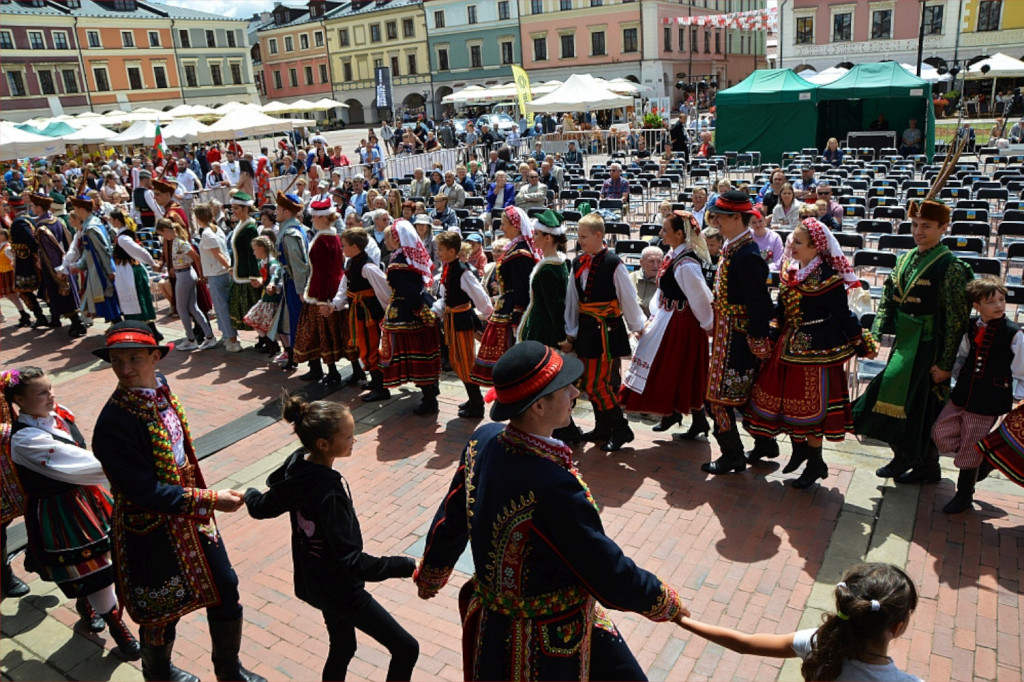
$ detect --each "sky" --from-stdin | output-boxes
[159,0,305,20]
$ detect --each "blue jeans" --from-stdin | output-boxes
[206,273,236,340]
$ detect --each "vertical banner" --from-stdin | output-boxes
[375,66,393,109]
[511,64,535,127]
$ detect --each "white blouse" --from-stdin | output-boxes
[11,411,109,486]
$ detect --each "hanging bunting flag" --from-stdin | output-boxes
[664,7,777,31]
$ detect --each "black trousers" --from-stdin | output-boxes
[140,532,243,645]
[321,589,419,681]
[590,626,647,681]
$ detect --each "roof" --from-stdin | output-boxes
[323,0,421,20]
[0,0,245,22]
[818,62,931,99]
[717,69,816,105]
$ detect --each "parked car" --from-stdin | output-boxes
[476,113,518,139]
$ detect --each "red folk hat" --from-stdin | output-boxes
[705,189,760,216]
[92,320,171,362]
[487,341,583,421]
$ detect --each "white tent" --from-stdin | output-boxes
[311,97,349,110]
[261,100,302,114]
[162,117,215,144]
[61,123,119,145]
[203,109,296,139]
[0,121,66,158]
[803,66,848,84]
[107,120,159,145]
[165,103,218,118]
[966,52,1024,79]
[899,63,950,83]
[212,102,262,116]
[525,74,632,113]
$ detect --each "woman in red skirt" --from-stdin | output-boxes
[470,206,539,386]
[745,218,878,488]
[621,211,714,432]
[380,219,442,415]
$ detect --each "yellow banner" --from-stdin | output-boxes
[511,64,535,127]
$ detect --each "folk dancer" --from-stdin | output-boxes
[30,191,87,336]
[65,194,121,325]
[7,192,50,328]
[272,192,310,371]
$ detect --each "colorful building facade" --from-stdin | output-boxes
[256,2,335,107]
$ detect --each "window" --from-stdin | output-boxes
[438,47,449,70]
[590,0,602,5]
[227,31,236,48]
[304,65,313,85]
[374,58,383,69]
[703,29,710,52]
[727,32,732,53]
[467,5,477,24]
[591,31,605,56]
[664,26,671,51]
[154,65,167,88]
[338,29,349,46]
[206,30,216,48]
[370,24,381,42]
[319,63,327,82]
[284,35,293,51]
[54,32,68,49]
[147,30,159,47]
[88,30,101,48]
[62,69,78,93]
[715,30,721,53]
[531,0,543,14]
[978,0,1001,31]
[690,27,697,52]
[112,0,135,9]
[403,18,414,37]
[533,36,547,61]
[560,0,571,9]
[832,12,852,41]
[268,38,278,54]
[678,27,685,51]
[67,0,80,6]
[6,71,25,96]
[871,9,892,39]
[288,68,297,87]
[179,29,190,47]
[185,63,197,87]
[28,31,44,49]
[127,66,143,90]
[386,21,397,40]
[623,27,638,53]
[796,16,813,44]
[498,1,510,20]
[211,63,223,86]
[315,31,324,47]
[470,44,482,68]
[38,70,55,95]
[93,66,110,91]
[273,70,282,89]
[407,54,417,75]
[560,34,574,59]
[300,33,309,50]
[343,62,352,81]
[501,40,514,65]
[121,30,135,47]
[390,56,400,77]
[433,10,445,28]
[0,31,12,50]
[923,5,943,34]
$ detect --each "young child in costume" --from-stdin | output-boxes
[243,235,284,358]
[931,276,1024,513]
[677,563,921,682]
[434,231,493,418]
[244,396,418,681]
[561,213,647,452]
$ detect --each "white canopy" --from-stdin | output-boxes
[966,52,1024,79]
[162,117,215,144]
[212,102,262,116]
[525,74,632,113]
[899,63,951,83]
[107,120,159,145]
[203,109,297,139]
[0,121,66,158]
[803,66,849,84]
[165,104,219,118]
[61,123,119,145]
[311,97,349,110]
[261,100,301,114]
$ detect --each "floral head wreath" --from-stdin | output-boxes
[0,369,21,392]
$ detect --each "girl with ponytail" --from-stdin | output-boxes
[676,562,920,681]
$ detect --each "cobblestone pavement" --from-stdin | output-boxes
[1,301,1022,681]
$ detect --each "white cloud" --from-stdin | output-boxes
[159,0,305,20]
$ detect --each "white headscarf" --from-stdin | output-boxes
[504,205,541,260]
[781,218,859,289]
[391,219,433,286]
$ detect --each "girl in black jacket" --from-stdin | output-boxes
[244,396,418,681]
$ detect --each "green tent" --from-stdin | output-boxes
[16,121,77,138]
[715,69,818,166]
[816,62,935,159]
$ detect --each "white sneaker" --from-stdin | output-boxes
[176,339,198,351]
[225,340,243,353]
[198,337,219,350]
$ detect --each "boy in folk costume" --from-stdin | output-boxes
[929,277,1024,513]
[434,231,493,418]
[272,191,311,372]
[7,192,50,328]
[227,193,262,341]
[30,191,87,337]
[130,170,159,229]
[701,190,775,475]
[852,183,973,484]
[470,206,539,385]
[293,198,350,386]
[66,193,122,325]
[561,213,647,452]
[380,220,443,415]
[332,227,391,401]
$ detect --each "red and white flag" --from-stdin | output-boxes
[153,119,168,160]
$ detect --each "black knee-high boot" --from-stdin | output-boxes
[943,468,978,514]
[1,525,29,598]
[791,444,828,489]
[322,362,342,385]
[298,358,324,381]
[147,322,164,342]
[360,370,391,402]
[458,382,484,418]
[413,383,439,415]
[702,428,747,475]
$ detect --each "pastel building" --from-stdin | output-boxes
[256,1,336,106]
[425,0,521,115]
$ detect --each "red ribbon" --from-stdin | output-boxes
[493,349,564,405]
[105,330,157,347]
[575,253,593,280]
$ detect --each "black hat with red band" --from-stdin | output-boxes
[92,320,171,362]
[487,341,583,421]
[705,189,761,216]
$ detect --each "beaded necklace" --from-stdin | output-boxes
[110,385,190,487]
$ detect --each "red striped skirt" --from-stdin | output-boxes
[975,404,1024,489]
[381,325,441,387]
[470,320,514,387]
[620,308,708,416]
[293,303,350,364]
[745,354,853,442]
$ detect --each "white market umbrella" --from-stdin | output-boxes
[61,123,119,145]
[162,117,214,145]
[311,97,348,110]
[525,74,632,113]
[966,52,1024,79]
[107,120,158,145]
[0,121,67,158]
[261,100,300,114]
[203,109,297,139]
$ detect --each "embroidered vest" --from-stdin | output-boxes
[950,316,1019,415]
